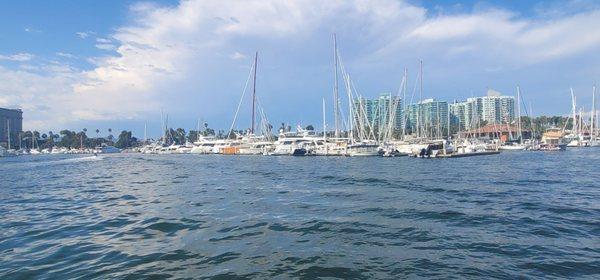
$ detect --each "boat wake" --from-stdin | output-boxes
[59,155,104,162]
[40,155,105,166]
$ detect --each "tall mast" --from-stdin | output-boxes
[592,85,596,137]
[322,98,326,140]
[402,68,407,139]
[530,102,534,140]
[333,34,340,138]
[166,114,169,144]
[447,102,451,139]
[516,86,522,143]
[436,102,440,139]
[251,51,257,134]
[570,88,577,133]
[6,120,10,150]
[144,122,147,143]
[160,110,165,143]
[418,59,423,138]
[196,119,201,142]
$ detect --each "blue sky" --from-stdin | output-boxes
[1,0,599,137]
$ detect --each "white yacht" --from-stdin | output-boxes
[565,134,591,147]
[191,135,218,154]
[238,134,275,155]
[409,140,454,158]
[269,130,311,156]
[346,141,380,156]
[51,147,68,154]
[313,138,348,156]
[499,141,529,151]
[175,142,194,154]
[100,145,121,153]
[212,139,242,154]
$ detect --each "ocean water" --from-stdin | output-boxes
[1,150,599,279]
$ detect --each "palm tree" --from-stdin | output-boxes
[95,129,100,138]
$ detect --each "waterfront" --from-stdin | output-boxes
[1,150,599,279]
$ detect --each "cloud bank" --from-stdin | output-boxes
[1,0,599,133]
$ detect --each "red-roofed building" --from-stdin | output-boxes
[459,124,531,141]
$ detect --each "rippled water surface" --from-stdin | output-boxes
[1,150,599,279]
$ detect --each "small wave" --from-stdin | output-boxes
[42,156,105,166]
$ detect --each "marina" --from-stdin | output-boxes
[2,1,600,279]
[3,41,598,159]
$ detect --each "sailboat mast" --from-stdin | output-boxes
[322,98,326,140]
[418,59,423,138]
[6,120,10,150]
[160,110,165,143]
[592,85,596,137]
[516,86,522,143]
[196,119,201,142]
[402,68,407,139]
[251,51,257,134]
[530,102,535,140]
[571,88,577,133]
[166,114,169,144]
[447,103,451,139]
[333,34,340,138]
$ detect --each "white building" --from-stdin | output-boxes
[450,90,515,130]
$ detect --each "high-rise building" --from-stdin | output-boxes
[475,89,515,124]
[353,93,403,133]
[0,108,23,148]
[406,98,449,136]
[450,90,515,130]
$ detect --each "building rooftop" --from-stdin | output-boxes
[462,124,530,134]
[0,107,23,112]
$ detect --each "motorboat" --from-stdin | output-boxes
[346,142,380,156]
[499,141,529,151]
[409,140,454,158]
[269,130,311,156]
[191,135,218,154]
[100,145,121,154]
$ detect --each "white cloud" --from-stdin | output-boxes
[0,53,34,61]
[56,52,76,59]
[95,43,116,50]
[380,8,600,65]
[230,52,247,60]
[2,0,600,131]
[96,37,112,43]
[24,27,41,33]
[76,31,93,39]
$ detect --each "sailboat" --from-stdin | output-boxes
[334,36,379,156]
[565,88,591,147]
[223,51,275,155]
[500,86,529,150]
[589,85,599,147]
[3,119,18,156]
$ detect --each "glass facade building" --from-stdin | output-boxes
[353,93,403,133]
[0,108,23,148]
[406,98,449,135]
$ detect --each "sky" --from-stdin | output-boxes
[1,0,600,137]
